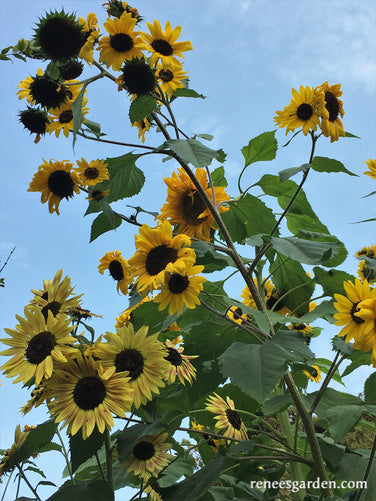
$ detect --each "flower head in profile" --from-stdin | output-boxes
[28,159,81,215]
[115,296,150,328]
[76,158,109,187]
[98,250,133,295]
[364,159,376,180]
[131,117,151,143]
[317,82,345,142]
[163,338,197,385]
[0,425,35,477]
[303,364,322,383]
[45,352,133,439]
[159,167,230,242]
[78,13,100,63]
[205,393,248,441]
[19,107,50,143]
[352,298,376,366]
[274,85,320,135]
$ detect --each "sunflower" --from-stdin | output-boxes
[122,432,173,479]
[144,481,163,501]
[46,93,89,138]
[58,60,84,80]
[98,250,133,295]
[303,364,322,383]
[141,20,193,68]
[0,306,77,385]
[115,296,150,328]
[163,338,197,385]
[355,245,376,259]
[241,278,274,310]
[205,393,248,441]
[288,301,317,335]
[30,269,83,320]
[78,12,100,64]
[131,117,151,143]
[334,278,376,342]
[159,167,230,242]
[156,61,188,97]
[190,420,225,452]
[128,220,196,293]
[352,298,376,366]
[76,158,109,187]
[45,352,133,439]
[98,11,144,71]
[91,324,169,408]
[358,260,376,284]
[317,82,345,142]
[28,159,81,215]
[19,107,50,143]
[0,425,34,477]
[106,1,140,21]
[20,385,48,415]
[274,86,320,135]
[153,263,206,315]
[364,159,376,180]
[17,69,71,110]
[227,306,248,325]
[86,186,110,201]
[120,57,157,96]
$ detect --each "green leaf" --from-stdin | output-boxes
[279,164,310,182]
[241,131,277,167]
[117,422,166,463]
[90,212,122,242]
[70,427,105,473]
[105,153,145,202]
[360,255,376,270]
[172,87,206,99]
[191,240,233,273]
[159,454,227,501]
[345,131,360,138]
[221,194,277,244]
[314,358,344,385]
[311,156,357,176]
[46,480,114,501]
[72,81,88,147]
[362,190,376,198]
[353,217,376,223]
[332,336,355,356]
[129,95,157,122]
[195,133,213,141]
[167,139,223,168]
[313,267,355,297]
[262,394,293,415]
[270,236,341,265]
[83,119,102,138]
[364,372,376,403]
[341,349,372,377]
[211,166,227,187]
[159,456,195,487]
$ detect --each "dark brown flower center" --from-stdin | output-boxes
[30,77,68,109]
[296,103,313,121]
[47,170,75,198]
[115,348,144,380]
[158,69,174,82]
[25,331,56,364]
[225,408,242,431]
[110,33,134,52]
[73,375,106,410]
[59,110,73,123]
[311,368,318,377]
[109,260,124,281]
[232,307,243,320]
[165,346,183,366]
[151,39,173,56]
[168,273,189,293]
[84,167,99,180]
[294,323,307,331]
[324,91,340,122]
[90,190,106,200]
[41,301,62,320]
[350,302,364,324]
[145,245,178,276]
[182,191,208,226]
[133,440,155,460]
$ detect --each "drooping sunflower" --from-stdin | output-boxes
[241,278,274,310]
[153,263,206,315]
[131,117,151,143]
[19,107,50,143]
[98,250,133,295]
[20,385,48,415]
[122,432,173,479]
[317,82,345,142]
[358,260,376,284]
[334,278,376,342]
[156,61,188,97]
[76,158,109,187]
[205,393,248,441]
[98,11,144,71]
[227,306,248,325]
[303,364,322,383]
[30,269,83,320]
[106,1,141,21]
[163,338,197,385]
[115,296,150,328]
[141,20,193,68]
[120,57,157,96]
[352,298,376,366]
[159,167,230,242]
[45,352,133,439]
[46,93,89,138]
[28,159,81,215]
[17,69,71,110]
[364,159,376,180]
[91,324,169,408]
[128,220,196,293]
[0,306,77,385]
[0,425,35,477]
[274,85,320,135]
[78,12,100,64]
[58,60,84,80]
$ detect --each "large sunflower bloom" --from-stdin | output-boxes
[364,159,376,180]
[352,298,376,366]
[128,220,196,293]
[91,324,169,408]
[205,393,248,441]
[333,278,376,342]
[98,250,133,295]
[45,353,133,439]
[28,159,81,215]
[317,82,345,142]
[98,11,144,70]
[153,263,206,315]
[76,158,109,187]
[141,20,192,68]
[46,93,89,138]
[156,61,188,96]
[163,338,197,385]
[274,85,320,135]
[159,167,230,242]
[122,432,173,479]
[0,306,77,385]
[78,13,100,64]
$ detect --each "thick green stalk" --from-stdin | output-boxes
[104,429,114,492]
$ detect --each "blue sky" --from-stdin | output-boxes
[1,0,375,498]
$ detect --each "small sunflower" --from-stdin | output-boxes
[153,263,206,315]
[227,306,248,325]
[334,278,376,342]
[98,11,144,70]
[46,93,89,138]
[122,432,173,479]
[144,481,163,501]
[91,324,169,408]
[190,420,225,452]
[98,250,133,295]
[106,1,140,21]
[352,298,376,366]
[45,352,133,439]
[20,385,48,415]
[76,158,109,187]
[364,159,376,180]
[356,245,376,259]
[128,220,196,293]
[28,159,81,215]
[0,306,77,385]
[141,20,193,68]
[115,296,150,328]
[317,82,345,142]
[163,338,197,385]
[86,186,110,201]
[241,278,274,310]
[274,85,320,135]
[358,260,376,284]
[156,61,188,96]
[19,107,50,143]
[78,13,100,64]
[205,393,248,441]
[159,167,230,242]
[288,301,317,335]
[131,117,151,143]
[303,364,322,383]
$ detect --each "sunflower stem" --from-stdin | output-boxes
[104,429,114,492]
[76,130,163,151]
[0,469,14,501]
[354,422,376,501]
[156,85,180,139]
[16,464,42,501]
[56,427,75,483]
